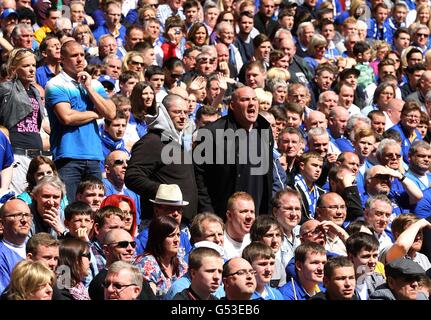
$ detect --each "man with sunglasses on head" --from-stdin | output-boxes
[89,228,156,300]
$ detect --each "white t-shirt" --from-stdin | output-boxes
[223,232,251,260]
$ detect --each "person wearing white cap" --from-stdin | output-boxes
[134,184,192,259]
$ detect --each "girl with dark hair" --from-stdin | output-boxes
[133,215,187,298]
[54,238,91,300]
[129,81,157,138]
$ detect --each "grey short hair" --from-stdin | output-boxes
[32,176,66,197]
[162,94,186,110]
[307,127,329,140]
[216,21,233,34]
[11,23,33,39]
[376,138,400,161]
[346,114,371,132]
[107,261,143,290]
[103,54,122,66]
[365,194,392,209]
[297,21,314,38]
[266,78,288,92]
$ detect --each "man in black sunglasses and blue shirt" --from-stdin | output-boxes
[103,150,141,226]
[89,228,156,300]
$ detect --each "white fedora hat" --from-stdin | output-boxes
[149,184,189,206]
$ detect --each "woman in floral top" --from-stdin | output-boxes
[134,216,188,298]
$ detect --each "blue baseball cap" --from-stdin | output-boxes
[0,9,18,20]
[98,75,116,90]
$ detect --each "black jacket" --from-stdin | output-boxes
[253,12,279,36]
[194,112,274,219]
[125,128,198,221]
[288,55,314,85]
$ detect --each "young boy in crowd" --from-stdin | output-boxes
[346,232,386,300]
[242,242,284,300]
[353,41,375,88]
[76,176,106,213]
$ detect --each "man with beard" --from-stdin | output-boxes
[280,242,327,300]
[36,34,61,88]
[0,199,32,294]
[404,141,431,191]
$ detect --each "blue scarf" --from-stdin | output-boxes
[100,128,129,155]
[129,113,148,138]
[294,174,319,217]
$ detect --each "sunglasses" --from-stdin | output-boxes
[102,281,137,290]
[109,241,137,249]
[130,60,145,66]
[170,73,184,79]
[81,252,91,259]
[113,159,128,166]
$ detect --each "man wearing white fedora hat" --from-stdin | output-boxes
[134,184,192,259]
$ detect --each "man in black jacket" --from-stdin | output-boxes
[194,86,273,219]
[253,0,279,36]
[125,94,198,221]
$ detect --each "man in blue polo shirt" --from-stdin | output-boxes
[45,40,116,202]
[36,34,61,88]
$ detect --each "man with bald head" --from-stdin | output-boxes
[315,193,350,256]
[222,257,257,300]
[305,111,327,131]
[317,91,338,117]
[279,36,313,85]
[195,86,273,218]
[0,199,32,294]
[381,98,404,130]
[215,42,237,79]
[103,150,141,223]
[125,94,198,222]
[89,228,156,300]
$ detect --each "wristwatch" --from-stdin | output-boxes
[400,175,406,182]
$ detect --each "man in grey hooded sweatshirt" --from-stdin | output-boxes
[125,94,198,223]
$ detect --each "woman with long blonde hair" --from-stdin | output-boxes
[0,48,44,195]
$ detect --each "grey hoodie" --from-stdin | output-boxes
[145,103,181,144]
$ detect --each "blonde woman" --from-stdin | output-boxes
[267,67,291,83]
[0,48,44,195]
[72,24,97,57]
[304,34,328,71]
[255,88,272,111]
[6,260,55,300]
[122,51,146,81]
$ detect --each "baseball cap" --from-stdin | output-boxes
[98,75,116,90]
[0,9,18,20]
[339,67,360,80]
